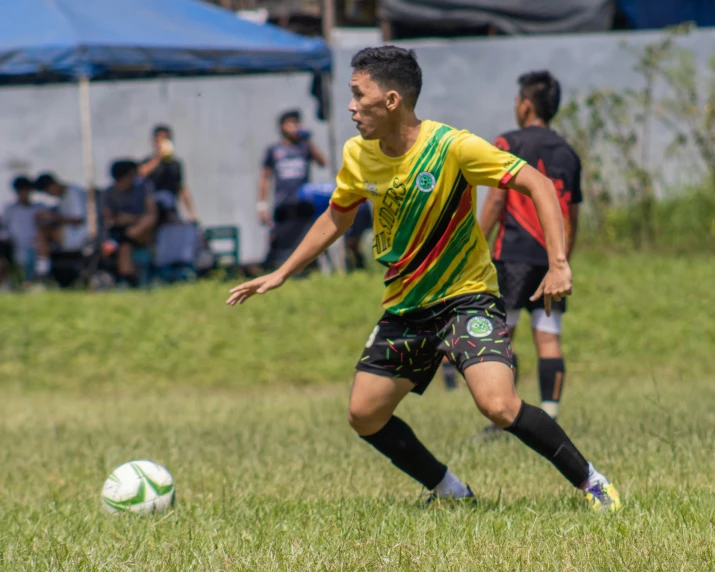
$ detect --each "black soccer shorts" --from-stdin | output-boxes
[356,293,513,394]
[494,260,567,313]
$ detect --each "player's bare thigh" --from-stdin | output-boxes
[462,361,522,428]
[348,372,415,436]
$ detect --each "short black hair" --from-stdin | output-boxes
[12,176,33,192]
[34,172,58,192]
[350,46,422,109]
[518,71,561,123]
[110,159,138,181]
[153,124,173,139]
[279,109,301,125]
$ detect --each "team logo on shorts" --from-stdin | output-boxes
[416,172,436,193]
[365,325,380,348]
[467,316,493,338]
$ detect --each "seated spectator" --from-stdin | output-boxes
[139,125,199,225]
[2,176,46,284]
[102,160,157,287]
[33,172,88,254]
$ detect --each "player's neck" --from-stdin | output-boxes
[379,116,422,158]
[523,117,549,129]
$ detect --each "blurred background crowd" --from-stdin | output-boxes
[2,0,713,292]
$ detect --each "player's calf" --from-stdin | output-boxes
[349,372,471,499]
[464,361,621,509]
[533,327,564,420]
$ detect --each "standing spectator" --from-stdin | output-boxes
[103,160,158,287]
[139,125,199,224]
[258,109,327,268]
[33,172,88,254]
[2,176,45,284]
[345,202,372,271]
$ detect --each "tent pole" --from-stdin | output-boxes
[78,75,97,239]
[322,0,347,274]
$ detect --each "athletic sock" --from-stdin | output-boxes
[360,416,447,490]
[512,353,519,387]
[505,402,589,488]
[539,357,564,419]
[433,469,470,498]
[579,462,609,490]
[442,362,457,391]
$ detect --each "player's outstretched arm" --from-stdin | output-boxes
[226,206,358,306]
[507,164,571,315]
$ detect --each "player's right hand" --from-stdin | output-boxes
[529,260,572,317]
[226,272,286,306]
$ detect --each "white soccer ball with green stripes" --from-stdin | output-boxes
[102,460,175,515]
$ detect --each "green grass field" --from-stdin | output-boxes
[1,251,714,570]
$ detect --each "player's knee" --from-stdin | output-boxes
[479,395,521,428]
[347,402,383,435]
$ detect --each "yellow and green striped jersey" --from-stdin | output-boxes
[331,120,526,315]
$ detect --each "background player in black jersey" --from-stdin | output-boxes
[479,71,582,434]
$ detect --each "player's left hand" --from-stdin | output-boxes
[530,261,572,317]
[226,271,286,306]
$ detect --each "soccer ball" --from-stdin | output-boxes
[102,460,175,515]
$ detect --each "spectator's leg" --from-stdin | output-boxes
[0,241,12,289]
[117,242,137,287]
[0,259,8,290]
[345,235,365,272]
[126,220,155,245]
[34,228,54,281]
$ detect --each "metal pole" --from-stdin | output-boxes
[321,0,347,274]
[78,75,97,239]
[322,0,334,44]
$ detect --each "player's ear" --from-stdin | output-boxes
[385,90,401,112]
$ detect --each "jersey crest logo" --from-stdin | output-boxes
[364,181,379,196]
[416,172,436,193]
[467,316,493,338]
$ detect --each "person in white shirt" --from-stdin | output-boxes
[2,176,45,281]
[34,173,89,253]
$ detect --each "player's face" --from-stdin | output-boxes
[348,71,390,140]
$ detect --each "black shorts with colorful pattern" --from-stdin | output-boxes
[356,293,513,394]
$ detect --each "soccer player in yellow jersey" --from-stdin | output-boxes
[227,46,620,512]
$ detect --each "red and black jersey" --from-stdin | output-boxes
[492,126,582,265]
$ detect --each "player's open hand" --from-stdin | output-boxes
[226,271,286,306]
[529,261,572,317]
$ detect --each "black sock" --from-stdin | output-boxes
[442,362,457,390]
[512,353,519,387]
[361,416,447,490]
[505,402,589,488]
[539,358,565,419]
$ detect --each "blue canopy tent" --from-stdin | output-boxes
[0,0,331,80]
[0,0,332,234]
